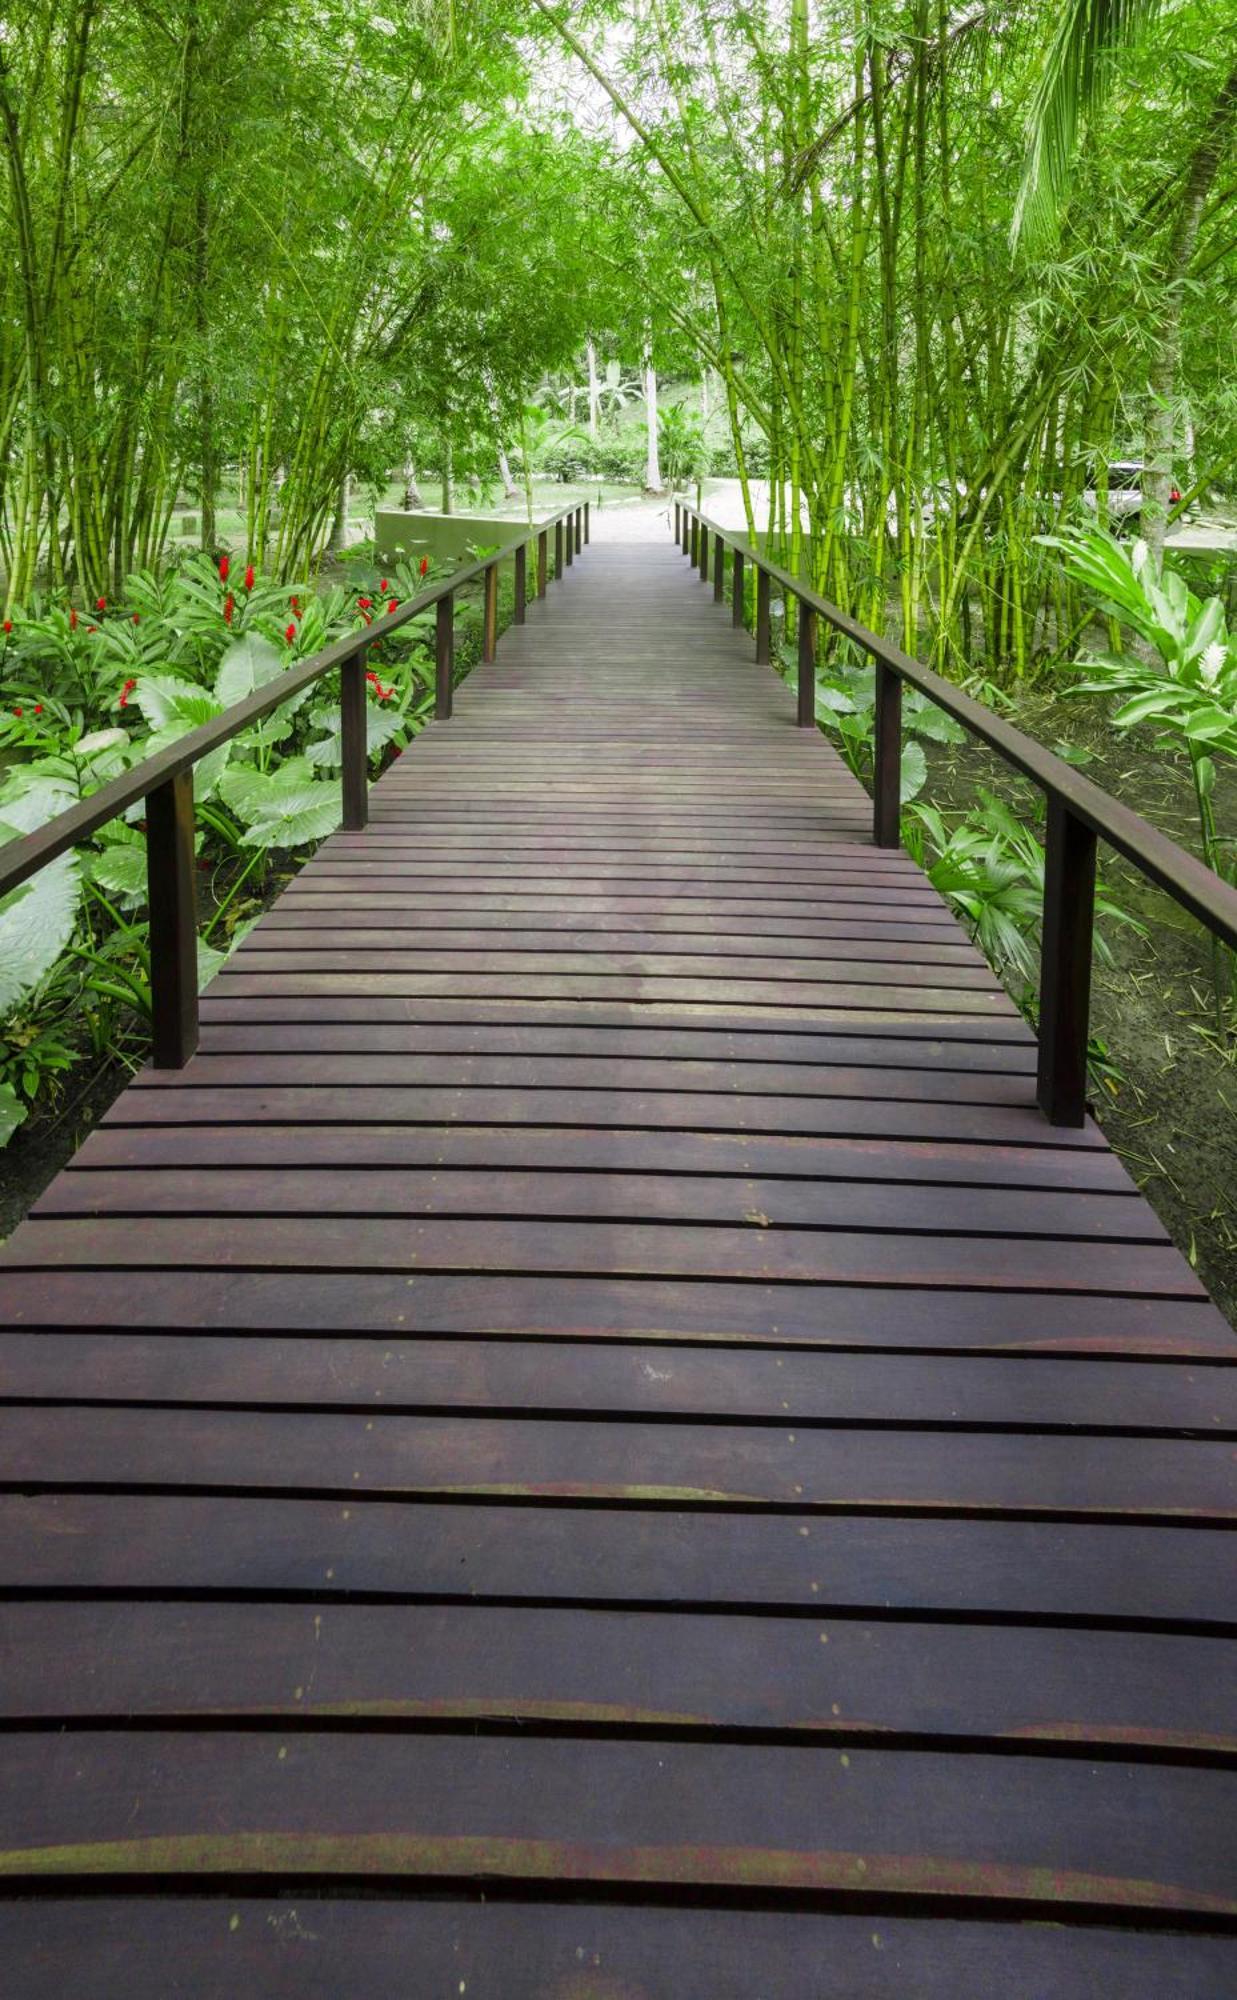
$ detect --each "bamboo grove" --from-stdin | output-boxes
[536,0,1237,680]
[2,0,1236,685]
[0,0,616,606]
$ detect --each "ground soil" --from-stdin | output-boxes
[925,693,1237,1330]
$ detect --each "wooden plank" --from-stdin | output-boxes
[2,1494,1231,1624]
[126,1055,1037,1105]
[0,1732,1232,1913]
[6,1216,1201,1294]
[2,1405,1230,1518]
[4,1334,1232,1432]
[35,1165,1163,1238]
[206,974,1019,1015]
[5,1901,1233,1999]
[93,1087,1098,1144]
[2,1271,1228,1355]
[2,1602,1231,1751]
[67,1124,1129,1190]
[187,1020,1039,1069]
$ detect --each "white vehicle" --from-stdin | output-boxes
[1083,460,1180,525]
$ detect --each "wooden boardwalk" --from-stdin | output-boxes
[1,515,1235,1993]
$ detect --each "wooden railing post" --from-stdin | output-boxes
[482,562,498,660]
[674,501,680,544]
[690,515,699,567]
[555,519,564,579]
[584,500,590,544]
[681,508,690,555]
[574,507,583,554]
[755,568,771,663]
[699,523,709,578]
[340,649,368,830]
[565,514,574,567]
[873,662,902,848]
[1037,798,1097,1128]
[538,529,548,597]
[797,603,817,728]
[713,535,725,601]
[732,549,745,627]
[435,592,454,719]
[514,543,527,625]
[146,768,199,1069]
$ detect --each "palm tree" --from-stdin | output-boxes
[1012,0,1162,252]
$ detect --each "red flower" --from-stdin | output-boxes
[12,706,22,718]
[357,596,372,610]
[33,704,43,715]
[419,556,428,577]
[379,578,389,592]
[285,622,296,642]
[132,613,140,624]
[366,669,395,702]
[290,594,300,612]
[88,624,97,633]
[95,596,106,612]
[244,565,254,592]
[224,593,235,625]
[69,609,78,631]
[123,678,137,691]
[218,555,229,583]
[386,598,398,615]
[2,620,10,634]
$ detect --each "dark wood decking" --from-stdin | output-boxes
[1,518,1235,1993]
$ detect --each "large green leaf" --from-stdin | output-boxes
[305,705,403,767]
[0,815,81,1013]
[0,1081,28,1149]
[214,632,286,707]
[135,674,218,729]
[220,757,341,850]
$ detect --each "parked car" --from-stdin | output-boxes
[1082,460,1181,527]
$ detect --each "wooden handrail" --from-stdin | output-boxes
[674,499,1237,1127]
[0,501,588,1067]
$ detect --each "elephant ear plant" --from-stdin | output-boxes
[1042,527,1237,1031]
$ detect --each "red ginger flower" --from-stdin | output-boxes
[290,595,300,614]
[357,596,372,610]
[2,620,10,634]
[69,609,78,631]
[419,556,428,577]
[13,706,22,717]
[379,578,389,592]
[224,593,235,625]
[218,555,229,583]
[95,596,106,612]
[386,598,398,614]
[244,565,254,592]
[132,613,140,624]
[285,622,296,642]
[33,704,42,715]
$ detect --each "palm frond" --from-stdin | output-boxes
[1012,0,1163,252]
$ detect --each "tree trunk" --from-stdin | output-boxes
[329,473,349,551]
[1143,66,1237,571]
[497,445,518,497]
[441,439,453,515]
[643,339,662,491]
[587,339,601,438]
[402,459,423,509]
